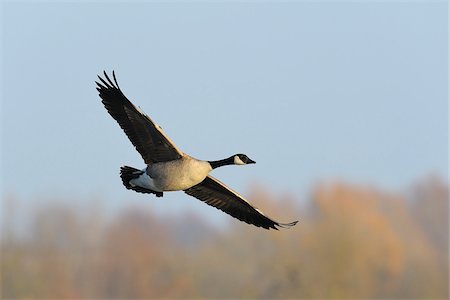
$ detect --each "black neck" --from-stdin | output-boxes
[208,156,234,169]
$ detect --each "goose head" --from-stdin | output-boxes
[209,154,256,169]
[233,154,256,165]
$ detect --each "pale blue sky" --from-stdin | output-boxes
[1,1,447,223]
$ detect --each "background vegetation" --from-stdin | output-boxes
[2,176,448,299]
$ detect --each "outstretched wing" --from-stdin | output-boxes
[184,175,298,230]
[96,71,183,164]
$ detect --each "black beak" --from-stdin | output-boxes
[247,158,256,164]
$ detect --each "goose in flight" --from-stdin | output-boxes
[96,71,298,230]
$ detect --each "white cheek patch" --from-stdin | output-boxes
[234,156,246,165]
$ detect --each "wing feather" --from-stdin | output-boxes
[184,176,298,230]
[96,71,183,164]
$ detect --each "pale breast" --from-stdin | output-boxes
[147,157,212,191]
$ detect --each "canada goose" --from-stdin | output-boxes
[96,71,298,230]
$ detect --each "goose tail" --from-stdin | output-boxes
[120,166,163,197]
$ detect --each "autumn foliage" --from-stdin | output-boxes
[2,176,448,299]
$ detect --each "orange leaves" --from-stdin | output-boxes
[307,183,406,297]
[1,177,448,298]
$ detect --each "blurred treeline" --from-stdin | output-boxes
[1,176,448,299]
